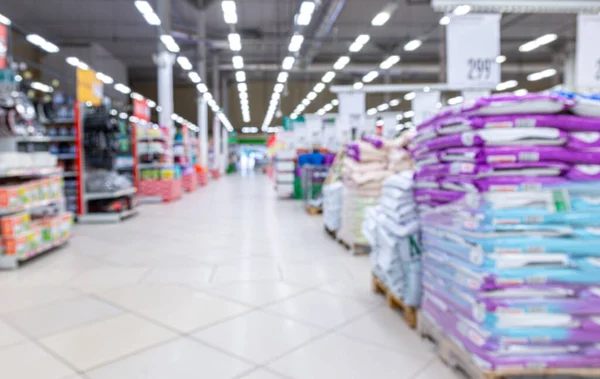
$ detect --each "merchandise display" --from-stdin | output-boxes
[274,149,296,198]
[413,93,600,371]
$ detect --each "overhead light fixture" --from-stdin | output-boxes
[317,109,326,116]
[222,0,238,24]
[404,39,422,51]
[288,34,304,52]
[496,55,507,64]
[277,72,289,83]
[271,92,280,101]
[396,114,403,120]
[404,92,416,100]
[297,1,316,26]
[0,12,12,26]
[302,99,311,106]
[519,33,557,53]
[146,99,156,108]
[423,86,431,92]
[377,103,390,112]
[389,99,401,107]
[323,104,333,112]
[160,34,180,53]
[333,56,351,70]
[322,71,336,83]
[240,92,248,100]
[362,71,379,83]
[177,56,193,71]
[380,55,400,70]
[439,15,450,25]
[65,57,79,67]
[119,112,128,119]
[96,72,114,84]
[447,96,464,105]
[527,68,557,81]
[26,34,60,53]
[353,82,364,90]
[367,108,377,116]
[496,80,518,91]
[134,1,161,25]
[236,71,246,82]
[282,56,296,70]
[131,92,144,101]
[197,83,208,93]
[372,11,391,26]
[114,83,131,94]
[404,110,415,118]
[232,55,244,69]
[76,61,89,70]
[349,34,370,52]
[228,33,242,51]
[274,83,284,93]
[331,99,339,106]
[307,91,317,100]
[453,5,471,15]
[238,82,248,92]
[188,72,201,83]
[514,89,529,96]
[314,82,326,93]
[203,92,213,101]
[30,82,53,93]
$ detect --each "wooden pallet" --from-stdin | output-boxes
[371,274,417,328]
[305,206,322,215]
[338,239,370,255]
[418,310,600,379]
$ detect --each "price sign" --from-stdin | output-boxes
[446,14,501,89]
[576,14,600,91]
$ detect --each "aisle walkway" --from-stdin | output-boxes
[0,174,456,379]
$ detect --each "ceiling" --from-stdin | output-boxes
[2,0,577,129]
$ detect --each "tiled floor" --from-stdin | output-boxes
[0,173,459,379]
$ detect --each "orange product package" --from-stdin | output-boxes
[3,233,29,256]
[0,212,31,236]
[0,185,21,208]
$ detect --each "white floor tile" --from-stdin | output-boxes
[269,333,430,379]
[86,338,252,379]
[69,268,148,293]
[0,287,80,314]
[238,368,286,379]
[264,290,375,329]
[209,281,306,306]
[141,266,214,287]
[0,341,75,379]
[3,296,123,338]
[413,360,462,379]
[194,310,324,364]
[40,313,177,371]
[212,261,282,284]
[0,320,27,349]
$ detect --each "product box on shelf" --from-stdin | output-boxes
[1,212,72,257]
[0,212,31,236]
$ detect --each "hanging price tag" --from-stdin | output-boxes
[576,14,600,91]
[446,14,501,89]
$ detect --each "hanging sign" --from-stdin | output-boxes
[576,14,600,91]
[337,92,365,143]
[382,114,398,138]
[76,68,103,106]
[133,98,150,122]
[446,14,501,89]
[0,24,7,69]
[412,91,441,126]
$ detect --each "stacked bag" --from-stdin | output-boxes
[323,181,343,232]
[412,92,600,371]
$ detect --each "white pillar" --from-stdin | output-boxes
[563,53,576,92]
[156,0,175,162]
[197,6,209,168]
[221,127,228,174]
[212,55,221,172]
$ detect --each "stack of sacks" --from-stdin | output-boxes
[337,138,393,246]
[363,172,422,306]
[322,181,343,232]
[413,93,600,371]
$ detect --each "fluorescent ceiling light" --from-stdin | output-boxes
[322,71,336,83]
[160,34,180,53]
[238,82,248,92]
[362,71,379,83]
[317,109,326,116]
[65,57,79,67]
[314,82,326,93]
[380,55,400,70]
[300,1,316,15]
[288,34,304,52]
[404,110,415,118]
[30,82,53,93]
[290,114,298,119]
[496,80,518,91]
[377,103,390,111]
[371,11,391,26]
[26,34,60,53]
[333,56,351,70]
[527,68,557,81]
[114,83,131,94]
[222,1,238,24]
[331,99,339,106]
[307,91,317,100]
[131,92,144,101]
[77,61,89,70]
[0,12,12,25]
[389,99,401,107]
[119,112,128,119]
[404,92,416,100]
[232,55,244,69]
[296,13,312,26]
[349,34,370,52]
[203,92,213,101]
[228,33,242,51]
[453,5,471,15]
[188,72,201,83]
[353,82,364,90]
[324,104,333,112]
[271,92,280,101]
[177,56,193,70]
[519,33,557,52]
[146,99,156,108]
[404,39,422,51]
[367,108,377,116]
[236,71,246,82]
[274,83,284,93]
[282,56,295,70]
[301,99,311,106]
[277,72,289,83]
[496,55,507,64]
[396,114,403,120]
[134,1,153,15]
[142,12,161,25]
[156,106,162,112]
[197,83,208,93]
[424,86,431,92]
[96,72,114,84]
[514,89,529,96]
[447,96,464,105]
[439,15,450,25]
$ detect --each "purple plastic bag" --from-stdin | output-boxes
[567,165,600,181]
[361,136,384,149]
[441,146,600,165]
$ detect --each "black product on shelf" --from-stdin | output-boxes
[83,110,119,170]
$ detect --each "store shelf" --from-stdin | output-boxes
[63,171,78,178]
[84,187,136,201]
[55,153,77,160]
[17,136,76,143]
[138,163,172,169]
[0,236,70,270]
[77,208,139,224]
[44,118,75,125]
[137,137,167,142]
[0,197,64,216]
[0,167,63,178]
